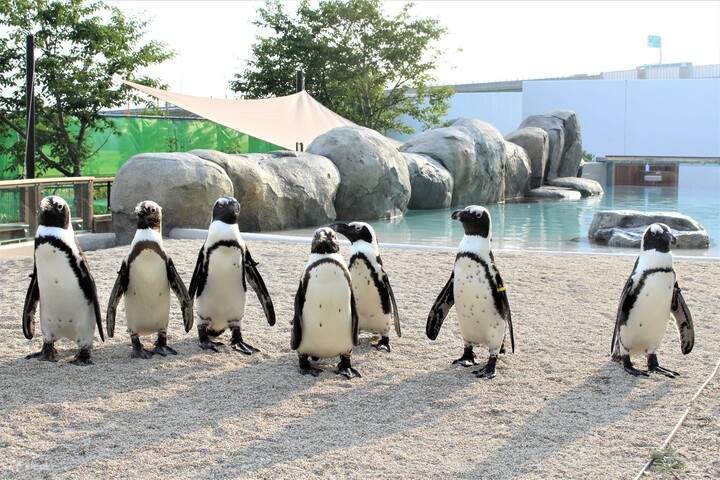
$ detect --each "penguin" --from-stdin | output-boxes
[22,195,103,365]
[189,197,275,353]
[290,227,360,379]
[106,201,193,358]
[426,205,514,379]
[330,222,401,351]
[611,223,694,377]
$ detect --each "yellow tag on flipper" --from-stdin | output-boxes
[497,286,507,292]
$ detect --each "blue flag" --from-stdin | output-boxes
[648,35,662,48]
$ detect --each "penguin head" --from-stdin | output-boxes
[134,201,162,230]
[642,223,676,253]
[212,196,241,225]
[451,205,491,238]
[38,195,70,229]
[329,221,376,244]
[311,227,340,254]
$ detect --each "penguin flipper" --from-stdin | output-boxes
[671,282,694,355]
[612,258,639,357]
[426,272,454,340]
[188,247,205,299]
[106,260,129,338]
[244,248,276,326]
[166,257,194,333]
[350,290,359,346]
[290,278,306,350]
[493,271,514,353]
[78,251,104,342]
[382,270,402,338]
[22,266,39,340]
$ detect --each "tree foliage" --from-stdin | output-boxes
[230,0,452,135]
[0,0,173,177]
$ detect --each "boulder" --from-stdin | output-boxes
[191,149,340,231]
[505,127,548,189]
[504,142,532,199]
[588,210,710,249]
[526,186,582,201]
[401,118,506,206]
[402,152,453,209]
[308,126,411,220]
[548,177,603,197]
[111,152,233,244]
[519,110,582,180]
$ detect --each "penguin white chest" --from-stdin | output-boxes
[35,243,94,344]
[621,271,675,354]
[453,257,505,351]
[197,246,246,330]
[350,261,390,335]
[298,264,353,358]
[125,249,171,335]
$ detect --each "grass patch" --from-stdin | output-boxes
[650,446,685,476]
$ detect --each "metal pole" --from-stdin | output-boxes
[25,34,35,179]
[295,70,305,93]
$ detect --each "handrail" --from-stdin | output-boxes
[0,176,113,188]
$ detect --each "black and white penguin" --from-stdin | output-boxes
[189,197,275,353]
[22,195,103,365]
[106,201,193,359]
[330,222,400,351]
[611,223,694,377]
[426,205,514,379]
[290,227,360,379]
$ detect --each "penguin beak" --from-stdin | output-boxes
[451,210,462,220]
[668,232,677,247]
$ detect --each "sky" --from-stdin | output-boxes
[109,0,720,98]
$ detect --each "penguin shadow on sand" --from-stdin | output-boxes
[450,363,673,480]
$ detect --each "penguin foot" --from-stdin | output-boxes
[298,355,321,376]
[336,355,361,379]
[153,345,178,356]
[70,348,94,366]
[199,340,223,352]
[130,348,155,360]
[231,340,260,355]
[622,355,649,377]
[648,354,679,378]
[473,355,497,379]
[452,346,478,367]
[372,336,391,352]
[25,342,57,362]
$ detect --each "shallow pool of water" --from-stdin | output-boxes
[277,186,720,258]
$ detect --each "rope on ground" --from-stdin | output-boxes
[633,357,720,479]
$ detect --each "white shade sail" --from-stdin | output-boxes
[123,80,355,150]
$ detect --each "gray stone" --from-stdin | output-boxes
[580,161,608,187]
[548,177,603,197]
[401,118,506,206]
[192,149,341,231]
[308,126,411,220]
[519,110,582,180]
[111,152,233,244]
[504,142,532,199]
[402,153,453,209]
[526,186,582,201]
[76,233,116,251]
[505,127,548,188]
[588,210,710,249]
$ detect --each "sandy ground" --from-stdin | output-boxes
[0,239,718,479]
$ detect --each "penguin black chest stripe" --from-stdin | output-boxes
[349,252,390,314]
[304,257,351,287]
[35,236,93,304]
[127,240,170,289]
[456,251,504,315]
[198,239,245,297]
[620,267,674,322]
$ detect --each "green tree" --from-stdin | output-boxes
[0,0,173,177]
[230,0,452,135]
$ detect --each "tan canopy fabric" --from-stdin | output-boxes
[124,80,355,150]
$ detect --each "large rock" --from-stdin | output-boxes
[504,142,532,199]
[526,186,582,201]
[505,127,548,189]
[308,126,410,220]
[402,153,453,209]
[192,149,340,231]
[548,177,603,197]
[589,210,710,249]
[401,118,506,206]
[519,110,582,180]
[111,152,233,244]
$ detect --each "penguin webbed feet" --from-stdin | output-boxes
[70,347,94,366]
[298,354,322,377]
[25,342,57,362]
[473,355,498,379]
[372,336,391,352]
[647,354,679,378]
[622,355,649,377]
[230,327,260,355]
[336,355,361,380]
[130,335,155,360]
[198,325,224,353]
[452,346,478,367]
